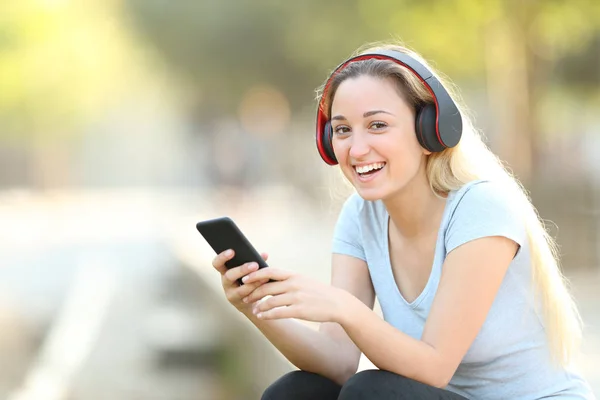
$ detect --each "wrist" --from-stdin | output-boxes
[240,303,266,323]
[334,289,359,327]
[237,303,255,318]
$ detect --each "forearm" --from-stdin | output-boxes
[340,298,449,388]
[244,311,355,384]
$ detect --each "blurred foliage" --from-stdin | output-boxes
[123,0,600,114]
[0,0,599,141]
[0,0,156,142]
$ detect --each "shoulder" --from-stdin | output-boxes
[333,193,371,259]
[449,179,523,216]
[338,192,386,221]
[444,179,528,252]
[334,192,387,246]
[341,191,365,213]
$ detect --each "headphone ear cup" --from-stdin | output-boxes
[415,104,445,153]
[322,121,337,163]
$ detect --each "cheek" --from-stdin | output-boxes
[331,137,347,163]
[388,143,424,173]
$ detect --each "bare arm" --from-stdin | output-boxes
[338,236,519,387]
[243,254,375,384]
[320,254,375,378]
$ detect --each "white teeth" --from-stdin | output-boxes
[355,162,385,174]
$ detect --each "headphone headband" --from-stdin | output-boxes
[316,49,462,165]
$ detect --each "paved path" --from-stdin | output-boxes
[0,189,221,399]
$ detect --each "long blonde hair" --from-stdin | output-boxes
[318,41,582,366]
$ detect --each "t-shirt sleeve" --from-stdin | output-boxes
[332,193,366,261]
[445,181,528,254]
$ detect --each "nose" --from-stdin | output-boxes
[348,131,370,160]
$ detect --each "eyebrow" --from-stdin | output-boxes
[331,110,395,121]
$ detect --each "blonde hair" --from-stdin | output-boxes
[317,41,582,366]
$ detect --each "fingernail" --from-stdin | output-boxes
[242,296,248,303]
[256,313,263,319]
[225,249,233,256]
[249,263,258,270]
[242,275,249,283]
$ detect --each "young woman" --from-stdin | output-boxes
[211,42,595,399]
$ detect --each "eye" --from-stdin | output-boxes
[369,121,387,131]
[333,125,351,135]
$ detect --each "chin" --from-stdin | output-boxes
[354,181,414,202]
[354,187,389,202]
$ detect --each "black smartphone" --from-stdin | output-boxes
[196,217,268,283]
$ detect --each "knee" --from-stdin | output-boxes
[262,371,305,400]
[338,369,413,400]
[262,370,341,400]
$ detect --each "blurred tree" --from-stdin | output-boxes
[122,0,380,117]
[0,0,167,186]
[0,1,166,140]
[124,0,600,183]
[1,1,598,185]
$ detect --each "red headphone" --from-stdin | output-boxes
[316,49,463,165]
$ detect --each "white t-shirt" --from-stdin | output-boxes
[332,179,595,399]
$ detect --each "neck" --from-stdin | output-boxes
[383,179,447,240]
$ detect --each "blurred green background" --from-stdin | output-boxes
[0,0,599,399]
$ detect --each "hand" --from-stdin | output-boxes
[242,268,351,323]
[212,249,270,314]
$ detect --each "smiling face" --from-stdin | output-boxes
[330,75,430,201]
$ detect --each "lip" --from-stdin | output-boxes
[352,162,386,167]
[353,164,385,183]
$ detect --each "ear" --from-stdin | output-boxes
[422,147,432,156]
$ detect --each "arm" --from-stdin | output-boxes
[245,182,525,387]
[244,253,375,385]
[339,235,519,387]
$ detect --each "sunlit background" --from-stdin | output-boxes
[0,1,599,399]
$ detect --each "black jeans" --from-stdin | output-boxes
[262,370,469,400]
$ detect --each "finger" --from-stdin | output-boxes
[223,262,259,285]
[236,278,270,300]
[243,280,289,304]
[261,252,269,261]
[256,304,300,320]
[242,267,291,285]
[254,292,296,313]
[212,249,234,275]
